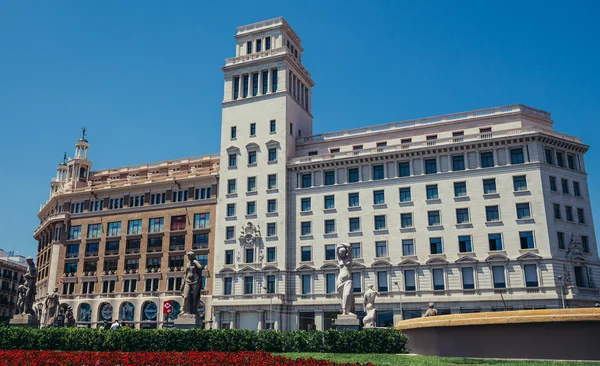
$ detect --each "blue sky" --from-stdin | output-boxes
[1,1,599,258]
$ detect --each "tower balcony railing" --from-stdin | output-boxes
[225,47,287,66]
[290,125,583,166]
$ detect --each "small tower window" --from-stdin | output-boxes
[265,37,271,50]
[247,41,252,54]
[256,39,262,52]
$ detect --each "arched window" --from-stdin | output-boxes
[119,301,135,322]
[78,303,92,322]
[98,302,113,322]
[142,301,158,321]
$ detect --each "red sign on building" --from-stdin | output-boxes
[163,300,173,314]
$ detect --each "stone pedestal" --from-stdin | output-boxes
[335,314,360,331]
[173,314,197,330]
[10,314,39,328]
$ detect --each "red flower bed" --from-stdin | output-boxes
[0,350,372,366]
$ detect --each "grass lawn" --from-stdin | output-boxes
[276,353,598,365]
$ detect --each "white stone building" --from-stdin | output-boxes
[211,17,600,330]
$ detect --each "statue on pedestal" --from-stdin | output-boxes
[362,285,380,328]
[180,251,203,316]
[44,288,60,327]
[21,257,38,317]
[336,243,355,315]
[424,302,438,317]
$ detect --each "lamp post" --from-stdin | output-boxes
[558,275,566,309]
[393,281,403,320]
[262,286,274,329]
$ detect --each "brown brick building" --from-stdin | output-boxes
[34,135,219,328]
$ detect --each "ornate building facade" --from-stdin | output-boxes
[35,17,600,330]
[34,136,219,328]
[0,252,26,322]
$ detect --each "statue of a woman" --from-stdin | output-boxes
[362,285,380,328]
[22,257,38,317]
[336,243,355,315]
[44,287,60,327]
[180,251,203,316]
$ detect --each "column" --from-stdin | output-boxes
[257,310,265,330]
[476,151,482,169]
[214,311,221,329]
[448,155,453,172]
[267,69,272,93]
[314,311,324,331]
[492,149,498,167]
[229,311,236,329]
[422,159,426,175]
[274,312,280,330]
[524,145,530,163]
[506,148,511,165]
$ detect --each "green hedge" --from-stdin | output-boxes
[0,327,406,354]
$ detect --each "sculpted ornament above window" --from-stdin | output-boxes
[239,222,261,247]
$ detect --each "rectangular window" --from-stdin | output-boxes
[404,270,416,291]
[374,215,386,230]
[69,225,82,240]
[245,248,254,263]
[399,187,411,202]
[249,122,256,136]
[513,175,527,191]
[266,275,275,294]
[66,244,79,259]
[582,236,590,253]
[352,272,361,293]
[375,241,387,257]
[398,162,410,177]
[573,181,581,196]
[242,74,249,98]
[246,41,252,54]
[548,177,557,193]
[458,235,472,253]
[352,243,361,259]
[324,171,335,185]
[426,184,439,200]
[348,192,360,207]
[324,219,336,234]
[492,266,506,288]
[226,226,235,240]
[454,182,467,197]
[577,208,585,224]
[268,148,277,162]
[262,70,268,94]
[227,179,236,194]
[510,148,525,164]
[224,278,232,295]
[402,239,414,256]
[267,247,276,262]
[227,203,235,217]
[248,151,257,165]
[486,206,500,222]
[87,224,101,239]
[462,267,475,289]
[252,73,259,96]
[105,241,119,255]
[430,237,443,254]
[266,174,276,190]
[325,244,336,261]
[489,233,503,251]
[428,211,441,226]
[225,250,234,265]
[301,246,312,262]
[269,120,276,133]
[127,220,142,235]
[193,213,210,229]
[324,195,335,209]
[170,215,186,231]
[247,201,256,215]
[348,168,359,183]
[302,274,311,294]
[247,177,256,192]
[524,264,538,287]
[452,155,465,171]
[401,213,413,228]
[519,231,535,249]
[233,77,239,100]
[301,198,311,212]
[425,159,437,174]
[567,154,576,170]
[553,204,562,220]
[483,178,497,194]
[353,145,363,151]
[516,203,531,219]
[556,152,565,167]
[545,149,554,164]
[228,154,237,168]
[574,266,587,287]
[566,206,574,221]
[377,271,388,292]
[265,199,275,213]
[373,190,385,205]
[561,179,569,194]
[301,174,312,188]
[349,217,361,232]
[481,151,494,168]
[267,223,276,237]
[271,68,278,92]
[244,276,253,294]
[301,222,311,236]
[557,231,566,250]
[373,165,384,180]
[85,242,99,257]
[432,268,444,290]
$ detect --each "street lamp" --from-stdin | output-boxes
[558,275,566,309]
[393,281,403,321]
[262,286,274,330]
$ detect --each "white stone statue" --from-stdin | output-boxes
[44,287,60,327]
[336,243,355,315]
[362,284,380,328]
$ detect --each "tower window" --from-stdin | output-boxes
[272,68,278,92]
[243,75,249,98]
[256,39,262,52]
[246,41,252,54]
[252,73,259,96]
[233,76,240,100]
[270,120,276,133]
[250,123,256,136]
[262,71,268,94]
[265,37,271,50]
[230,126,237,139]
